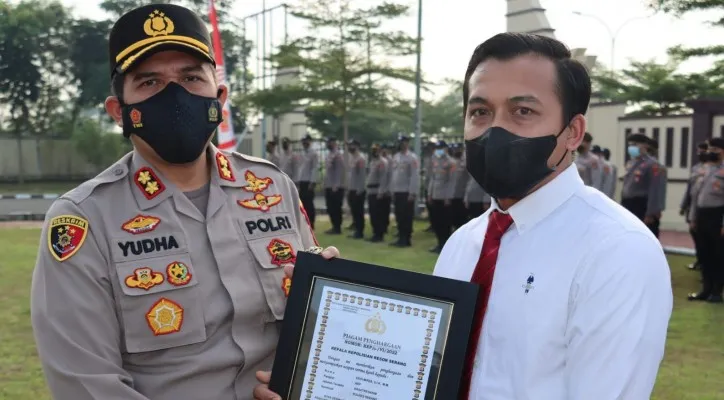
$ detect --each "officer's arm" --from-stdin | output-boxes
[445,162,457,200]
[31,200,150,400]
[646,166,663,216]
[680,180,692,211]
[658,168,668,211]
[566,231,672,400]
[289,179,319,248]
[409,156,420,196]
[380,161,390,194]
[335,154,345,188]
[589,160,603,190]
[310,153,320,183]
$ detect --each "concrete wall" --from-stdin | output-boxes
[0,137,97,180]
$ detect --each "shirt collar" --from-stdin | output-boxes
[491,163,583,235]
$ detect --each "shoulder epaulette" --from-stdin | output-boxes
[61,153,132,205]
[231,151,283,173]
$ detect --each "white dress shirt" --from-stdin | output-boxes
[434,164,672,400]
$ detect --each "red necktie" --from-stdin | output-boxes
[459,210,514,400]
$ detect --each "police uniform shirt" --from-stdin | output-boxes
[366,157,389,195]
[266,149,281,167]
[428,154,455,200]
[465,175,490,204]
[279,150,301,181]
[31,145,318,400]
[692,161,724,221]
[452,157,470,200]
[347,152,367,192]
[297,149,319,184]
[433,164,672,400]
[600,159,617,199]
[622,155,664,215]
[324,149,344,189]
[389,150,420,195]
[574,152,604,190]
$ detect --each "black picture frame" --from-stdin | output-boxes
[269,251,479,400]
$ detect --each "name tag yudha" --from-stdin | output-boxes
[118,235,180,257]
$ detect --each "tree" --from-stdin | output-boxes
[71,118,132,169]
[248,0,418,148]
[654,0,724,59]
[422,81,463,136]
[0,0,73,181]
[593,59,724,116]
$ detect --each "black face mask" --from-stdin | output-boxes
[698,152,709,163]
[707,151,722,162]
[122,82,222,164]
[465,125,567,200]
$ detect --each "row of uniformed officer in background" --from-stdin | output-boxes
[681,138,724,303]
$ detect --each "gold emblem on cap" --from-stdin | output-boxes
[144,10,175,37]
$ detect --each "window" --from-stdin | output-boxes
[720,125,724,139]
[652,127,660,159]
[665,127,674,167]
[680,127,690,168]
[625,128,632,163]
[638,127,646,134]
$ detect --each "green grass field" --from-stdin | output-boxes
[1,220,723,399]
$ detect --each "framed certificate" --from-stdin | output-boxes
[269,252,479,400]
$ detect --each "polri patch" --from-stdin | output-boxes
[238,193,282,212]
[146,298,183,336]
[125,267,164,290]
[47,215,89,262]
[267,238,296,266]
[121,214,161,235]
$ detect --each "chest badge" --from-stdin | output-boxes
[239,193,283,212]
[146,298,183,336]
[267,238,297,266]
[47,215,89,262]
[166,261,192,286]
[243,170,273,193]
[522,273,535,294]
[121,215,161,235]
[125,267,164,290]
[216,152,235,182]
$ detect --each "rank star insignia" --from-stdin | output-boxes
[215,153,235,182]
[238,193,282,212]
[121,215,161,235]
[267,238,296,266]
[146,298,183,336]
[47,215,89,262]
[124,267,164,290]
[282,277,292,297]
[134,167,166,200]
[166,261,192,286]
[242,170,273,193]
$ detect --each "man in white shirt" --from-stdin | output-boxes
[435,33,672,400]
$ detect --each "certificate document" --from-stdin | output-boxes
[298,285,443,400]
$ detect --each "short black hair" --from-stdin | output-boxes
[463,33,591,125]
[710,137,724,149]
[697,142,709,151]
[111,73,125,103]
[583,132,593,142]
[602,148,611,160]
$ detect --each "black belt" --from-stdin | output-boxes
[367,184,380,189]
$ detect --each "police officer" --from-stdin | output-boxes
[575,132,604,191]
[265,140,280,165]
[450,143,469,229]
[598,147,618,199]
[621,134,665,232]
[366,143,389,242]
[681,142,710,270]
[346,139,366,239]
[427,140,454,253]
[279,137,300,181]
[297,134,319,229]
[380,143,393,236]
[688,138,724,303]
[645,137,667,237]
[464,173,490,220]
[389,135,420,247]
[30,5,337,400]
[422,141,435,232]
[323,137,345,234]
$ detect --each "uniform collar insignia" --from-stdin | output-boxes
[215,152,235,182]
[134,166,166,200]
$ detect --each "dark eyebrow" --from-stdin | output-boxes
[180,64,204,73]
[467,96,487,106]
[131,71,159,82]
[509,95,541,104]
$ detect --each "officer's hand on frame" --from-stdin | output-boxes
[253,371,280,400]
[283,246,340,279]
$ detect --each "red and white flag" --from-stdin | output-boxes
[209,0,237,150]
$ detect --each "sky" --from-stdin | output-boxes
[58,0,721,102]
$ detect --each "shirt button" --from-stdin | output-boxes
[114,168,124,176]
